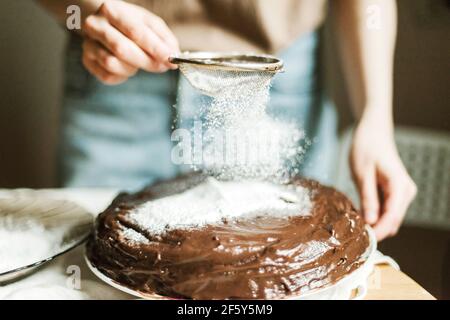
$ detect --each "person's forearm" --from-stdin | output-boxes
[333,0,397,124]
[36,0,104,24]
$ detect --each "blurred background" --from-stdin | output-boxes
[0,0,449,298]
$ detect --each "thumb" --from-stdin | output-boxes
[355,166,380,225]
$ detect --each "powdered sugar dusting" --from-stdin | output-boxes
[121,227,150,244]
[178,60,306,183]
[0,219,63,273]
[128,178,312,235]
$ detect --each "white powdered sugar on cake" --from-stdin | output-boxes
[121,227,151,244]
[128,177,312,235]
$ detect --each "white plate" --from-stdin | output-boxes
[85,226,378,300]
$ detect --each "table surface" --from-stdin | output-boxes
[0,188,437,300]
[366,265,435,300]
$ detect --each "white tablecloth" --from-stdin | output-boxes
[0,189,132,300]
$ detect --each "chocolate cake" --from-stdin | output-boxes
[87,174,369,299]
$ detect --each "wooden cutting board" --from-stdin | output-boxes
[366,265,435,300]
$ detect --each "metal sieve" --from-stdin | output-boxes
[169,52,284,96]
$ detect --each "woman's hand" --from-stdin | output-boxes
[350,111,417,241]
[81,0,179,85]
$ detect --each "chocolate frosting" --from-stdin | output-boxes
[87,175,369,299]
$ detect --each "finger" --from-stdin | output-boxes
[142,25,178,69]
[82,54,127,85]
[144,11,180,52]
[356,166,380,225]
[374,166,418,241]
[98,2,174,68]
[99,0,179,52]
[144,19,179,69]
[83,39,138,77]
[373,179,405,240]
[83,15,163,72]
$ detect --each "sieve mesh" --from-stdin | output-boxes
[170,52,283,97]
[177,65,274,97]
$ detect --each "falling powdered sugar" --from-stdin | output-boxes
[128,177,312,235]
[154,56,312,238]
[179,64,306,183]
